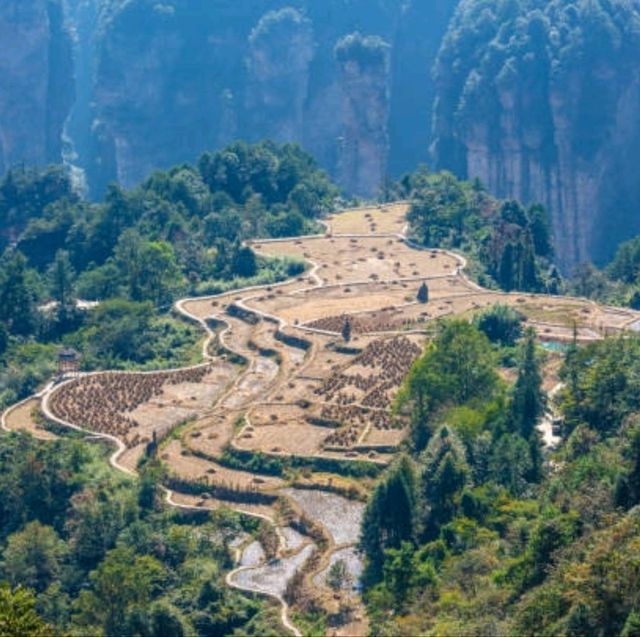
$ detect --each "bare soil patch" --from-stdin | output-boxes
[327,202,410,235]
[255,236,459,286]
[5,399,57,440]
[163,439,284,491]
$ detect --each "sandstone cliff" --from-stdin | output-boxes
[87,0,453,198]
[432,0,640,270]
[335,34,391,197]
[91,0,267,191]
[0,0,74,174]
[245,8,314,145]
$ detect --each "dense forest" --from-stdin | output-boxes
[568,236,640,310]
[0,432,282,636]
[0,141,335,409]
[360,318,640,636]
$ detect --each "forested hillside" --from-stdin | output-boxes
[361,320,640,636]
[397,170,557,293]
[0,433,282,636]
[0,142,335,408]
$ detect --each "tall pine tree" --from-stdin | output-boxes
[419,426,470,539]
[49,250,75,324]
[0,251,36,336]
[509,327,544,439]
[509,327,545,482]
[360,456,416,583]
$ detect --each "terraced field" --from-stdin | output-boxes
[4,201,640,636]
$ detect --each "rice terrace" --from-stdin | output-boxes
[3,202,640,637]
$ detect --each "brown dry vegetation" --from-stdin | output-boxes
[48,365,227,447]
[4,399,57,440]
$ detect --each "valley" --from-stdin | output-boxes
[4,201,640,636]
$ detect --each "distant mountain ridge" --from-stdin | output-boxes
[2,0,640,269]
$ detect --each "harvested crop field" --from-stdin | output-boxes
[255,236,460,286]
[33,200,638,505]
[4,398,57,440]
[236,418,332,457]
[326,202,409,235]
[163,439,284,491]
[47,363,237,449]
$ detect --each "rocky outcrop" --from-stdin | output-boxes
[86,1,453,198]
[335,34,391,198]
[245,8,314,145]
[432,0,640,270]
[0,0,74,173]
[91,0,254,191]
[389,0,459,176]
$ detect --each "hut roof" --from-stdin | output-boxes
[58,348,80,361]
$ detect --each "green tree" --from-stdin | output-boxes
[628,290,640,310]
[615,428,640,510]
[149,602,187,637]
[417,282,429,304]
[509,328,544,440]
[498,242,516,291]
[526,513,581,587]
[327,559,352,593]
[566,602,597,636]
[527,203,553,258]
[489,433,532,497]
[0,322,8,358]
[114,229,143,300]
[137,241,182,306]
[420,426,470,537]
[115,232,182,305]
[66,486,130,570]
[0,584,53,637]
[48,250,75,323]
[0,251,36,335]
[608,235,640,284]
[571,262,608,299]
[398,320,497,450]
[560,336,640,434]
[77,547,166,636]
[621,611,640,637]
[474,304,523,346]
[83,299,154,363]
[361,456,416,581]
[1,522,66,594]
[231,244,257,278]
[382,541,416,606]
